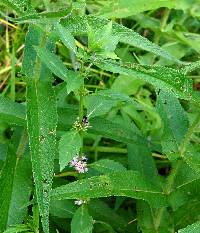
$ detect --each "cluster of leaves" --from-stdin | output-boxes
[0,0,200,233]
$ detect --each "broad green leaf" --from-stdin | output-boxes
[50,200,76,219]
[174,200,200,231]
[88,200,127,232]
[34,47,83,92]
[89,116,146,145]
[61,15,181,63]
[90,159,126,174]
[59,130,82,171]
[8,155,32,226]
[93,58,196,103]
[1,0,33,15]
[128,144,158,179]
[26,79,57,233]
[51,171,167,208]
[0,97,26,126]
[22,25,53,79]
[71,205,93,233]
[0,147,16,232]
[98,0,192,18]
[156,90,189,160]
[55,23,77,54]
[88,21,118,59]
[178,221,200,233]
[137,201,173,233]
[85,89,136,118]
[111,74,144,95]
[98,0,200,19]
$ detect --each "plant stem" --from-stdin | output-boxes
[79,85,84,156]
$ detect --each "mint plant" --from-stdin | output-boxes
[0,0,200,233]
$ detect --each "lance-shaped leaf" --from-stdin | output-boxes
[0,96,26,126]
[178,221,200,233]
[51,171,167,208]
[59,130,82,171]
[93,58,196,103]
[26,79,57,233]
[156,90,189,160]
[61,15,181,63]
[55,23,77,54]
[71,205,93,233]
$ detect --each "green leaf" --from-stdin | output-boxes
[93,58,196,103]
[128,144,158,179]
[34,47,83,92]
[8,155,32,226]
[156,90,189,160]
[89,116,146,145]
[1,0,33,15]
[50,200,76,219]
[55,22,77,54]
[59,130,82,171]
[22,25,53,79]
[0,147,17,232]
[90,159,126,174]
[71,205,93,233]
[51,171,167,208]
[0,97,26,126]
[98,0,176,18]
[88,200,126,232]
[61,15,181,63]
[3,224,30,233]
[178,221,200,233]
[85,89,135,118]
[26,79,57,233]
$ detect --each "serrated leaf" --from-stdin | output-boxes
[0,97,26,126]
[178,221,200,233]
[22,25,54,80]
[61,15,180,63]
[55,22,77,54]
[71,205,93,233]
[90,159,126,174]
[59,130,82,171]
[26,79,57,233]
[51,171,167,208]
[93,58,196,103]
[156,90,189,160]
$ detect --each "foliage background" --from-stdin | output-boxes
[0,0,200,233]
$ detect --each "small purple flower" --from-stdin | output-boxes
[69,154,88,173]
[82,115,89,125]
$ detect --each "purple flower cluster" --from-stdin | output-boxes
[69,154,88,173]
